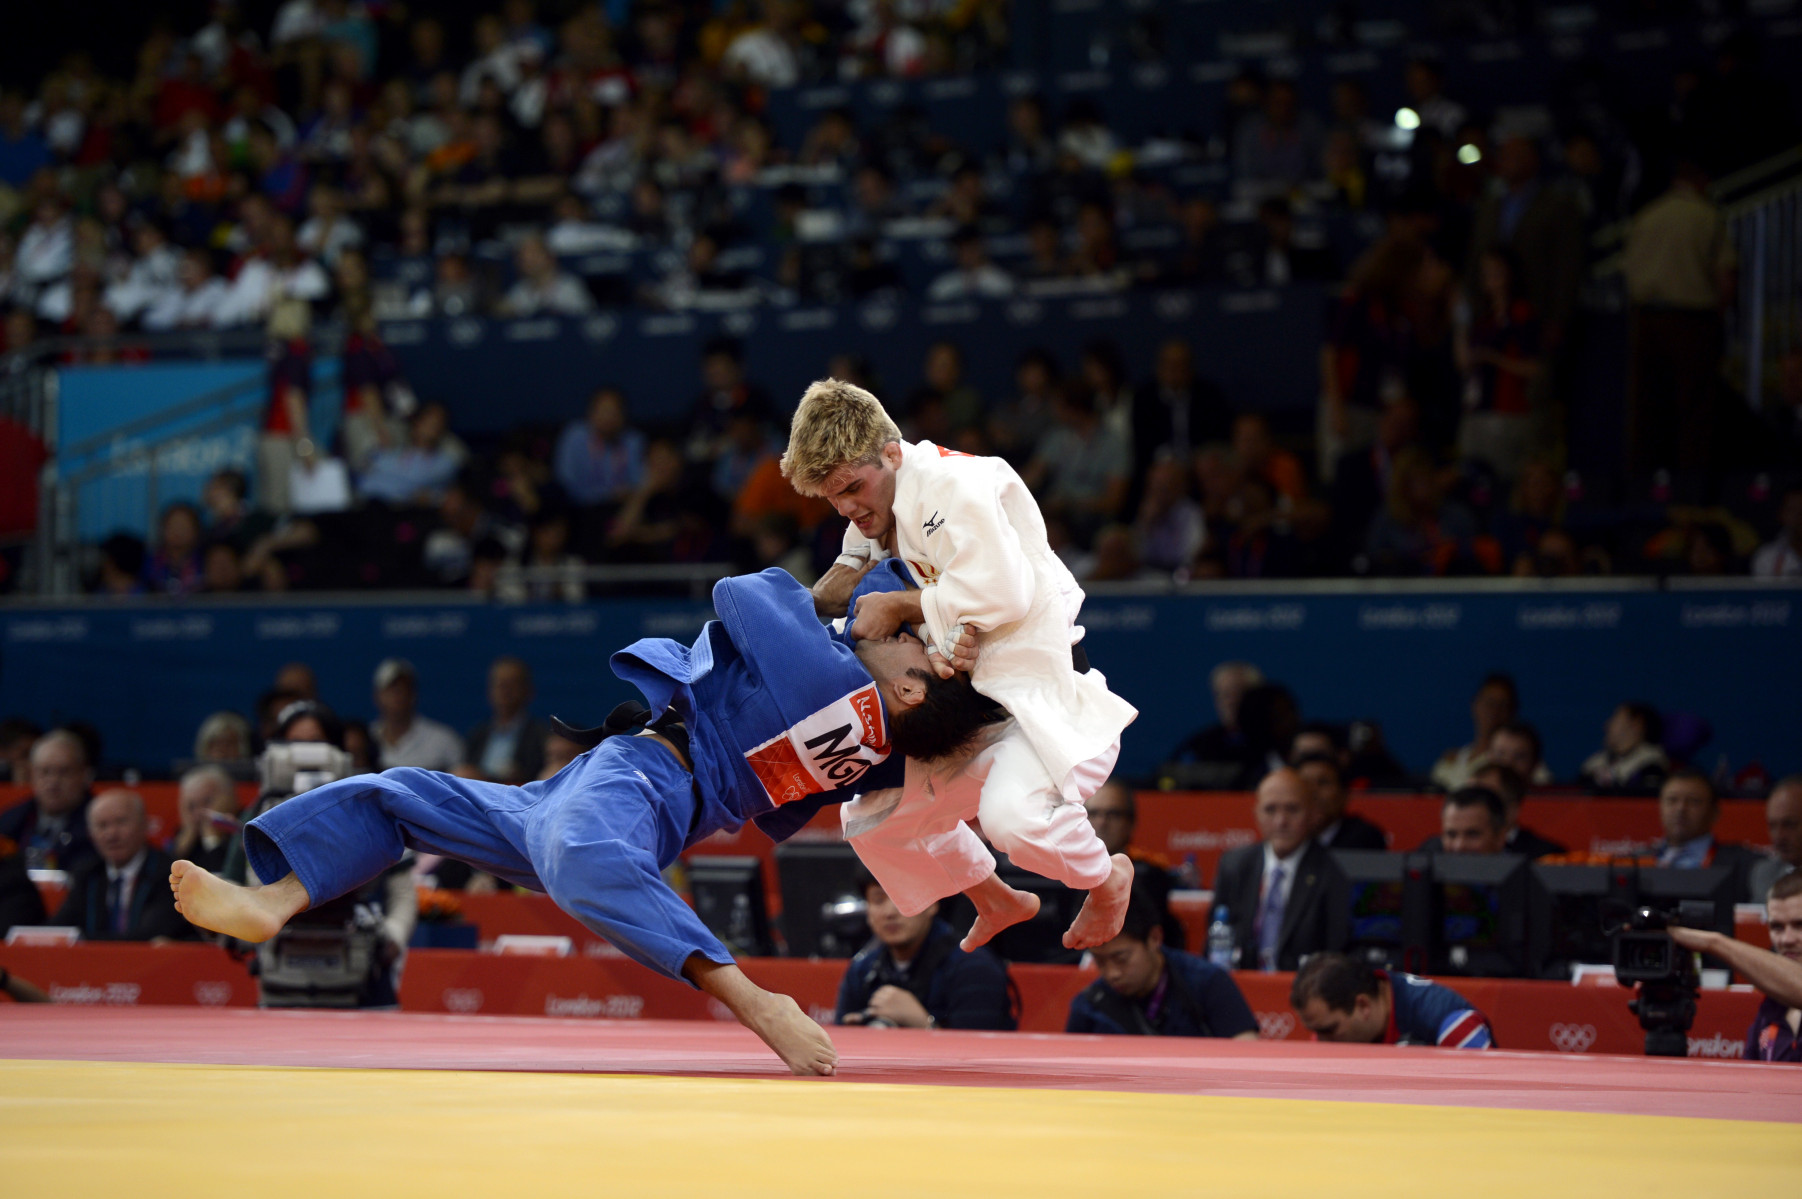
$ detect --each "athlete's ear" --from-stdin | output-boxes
[888,672,928,711]
[881,440,904,468]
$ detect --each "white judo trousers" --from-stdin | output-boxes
[844,721,1120,916]
[836,440,1138,915]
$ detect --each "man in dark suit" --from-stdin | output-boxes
[1297,753,1388,851]
[1085,779,1187,950]
[460,656,550,785]
[1472,763,1566,859]
[1209,767,1348,971]
[0,834,46,935]
[1128,338,1231,513]
[1651,769,1761,887]
[52,790,197,942]
[0,729,96,873]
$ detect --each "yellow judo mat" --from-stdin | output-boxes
[3,1059,1798,1199]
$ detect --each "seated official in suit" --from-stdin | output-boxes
[1209,767,1349,971]
[1066,887,1259,1038]
[1295,753,1387,851]
[1651,770,1761,894]
[835,870,1016,1031]
[1084,779,1187,949]
[52,790,198,942]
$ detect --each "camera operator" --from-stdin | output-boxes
[223,702,417,1007]
[1668,873,1802,1063]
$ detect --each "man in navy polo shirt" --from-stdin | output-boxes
[1067,888,1259,1039]
[1291,952,1494,1048]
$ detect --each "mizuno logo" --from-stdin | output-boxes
[923,511,945,536]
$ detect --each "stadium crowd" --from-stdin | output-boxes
[0,2,1798,594]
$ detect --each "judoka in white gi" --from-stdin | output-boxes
[781,378,1140,951]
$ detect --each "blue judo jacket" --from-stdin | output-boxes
[610,568,904,847]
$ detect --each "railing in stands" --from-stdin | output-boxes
[1728,157,1802,413]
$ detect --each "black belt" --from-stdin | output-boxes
[551,701,693,772]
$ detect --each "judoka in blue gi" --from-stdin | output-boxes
[169,569,1007,1075]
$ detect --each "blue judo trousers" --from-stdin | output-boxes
[244,569,903,984]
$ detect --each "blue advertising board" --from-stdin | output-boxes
[1,585,1794,782]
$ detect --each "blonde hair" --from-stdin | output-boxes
[779,378,902,496]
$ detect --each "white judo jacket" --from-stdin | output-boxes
[838,439,1138,800]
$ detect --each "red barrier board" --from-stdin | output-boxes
[396,949,1766,1059]
[1131,791,1773,885]
[0,942,253,1007]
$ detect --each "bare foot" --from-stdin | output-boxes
[1062,853,1133,950]
[960,877,1041,952]
[169,862,308,943]
[743,992,839,1077]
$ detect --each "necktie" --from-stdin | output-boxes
[1258,864,1286,970]
[111,874,130,935]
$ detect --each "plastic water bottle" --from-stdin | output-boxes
[1207,907,1236,969]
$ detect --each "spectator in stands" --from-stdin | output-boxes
[370,657,462,772]
[555,386,644,510]
[835,870,1015,1031]
[459,656,548,785]
[1750,778,1802,902]
[1133,454,1205,575]
[337,299,408,473]
[1066,888,1258,1039]
[1236,197,1336,287]
[1469,763,1566,859]
[499,233,593,317]
[1210,768,1348,971]
[259,298,315,516]
[1296,753,1387,851]
[1580,702,1670,792]
[1292,952,1493,1048]
[141,248,232,331]
[192,711,253,765]
[52,789,196,942]
[1456,248,1543,481]
[1651,769,1760,883]
[1321,235,1420,481]
[1622,159,1734,485]
[927,226,1014,301]
[1129,339,1230,512]
[1085,780,1185,950]
[1469,137,1583,353]
[169,765,241,875]
[0,730,96,873]
[0,717,41,786]
[1231,413,1306,506]
[1364,446,1493,576]
[360,402,467,506]
[1022,384,1129,548]
[1431,673,1519,791]
[1329,393,1420,570]
[1437,786,1508,855]
[987,348,1060,466]
[1669,871,1802,1063]
[1234,79,1325,193]
[1752,487,1802,579]
[686,336,772,464]
[144,502,205,596]
[201,468,274,556]
[1165,661,1264,788]
[424,477,518,587]
[1483,718,1553,786]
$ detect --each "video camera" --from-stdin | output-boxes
[250,741,391,1009]
[1610,900,1714,1057]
